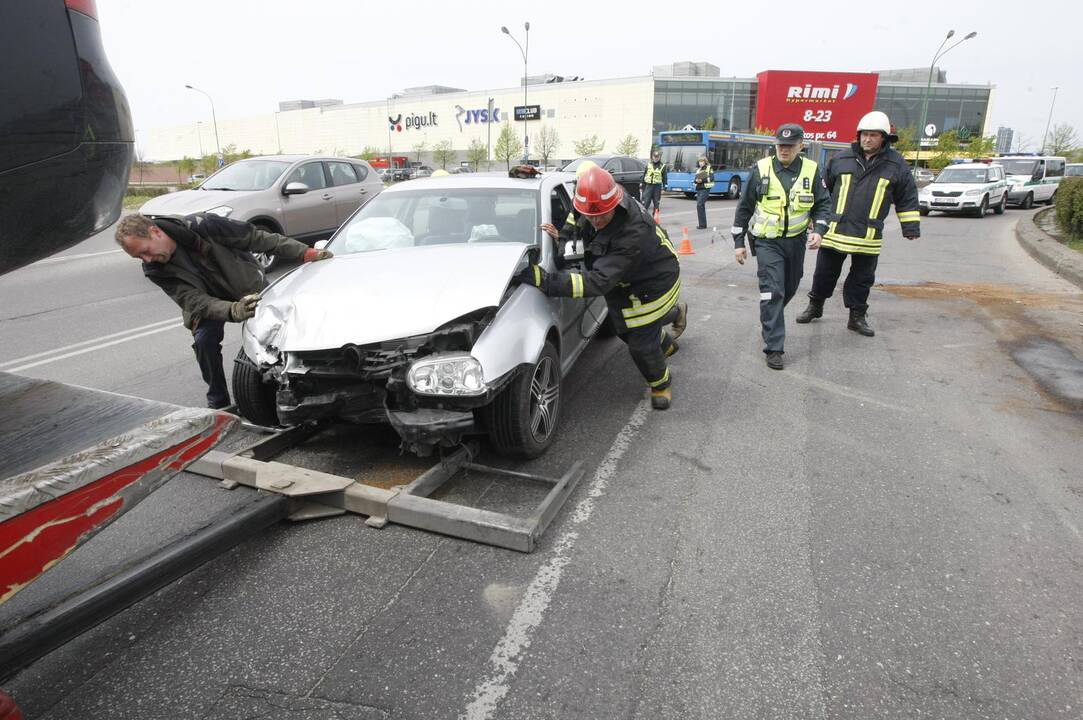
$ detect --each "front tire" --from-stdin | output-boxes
[994,192,1006,215]
[919,208,930,217]
[684,192,695,199]
[232,348,280,427]
[1045,190,1057,206]
[973,196,988,218]
[1021,193,1034,210]
[727,178,741,200]
[484,341,561,459]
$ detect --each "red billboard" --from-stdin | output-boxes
[755,70,879,143]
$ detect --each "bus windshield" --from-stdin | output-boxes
[659,145,705,172]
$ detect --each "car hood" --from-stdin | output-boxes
[139,188,257,215]
[246,243,530,352]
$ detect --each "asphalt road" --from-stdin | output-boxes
[2,197,1082,719]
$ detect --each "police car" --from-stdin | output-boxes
[918,162,1008,218]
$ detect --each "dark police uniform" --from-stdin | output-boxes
[733,126,830,357]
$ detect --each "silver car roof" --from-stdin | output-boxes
[383,171,575,193]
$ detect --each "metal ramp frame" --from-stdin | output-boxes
[187,422,584,553]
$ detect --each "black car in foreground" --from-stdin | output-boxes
[0,0,134,274]
[562,155,646,199]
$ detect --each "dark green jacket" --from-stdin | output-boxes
[143,213,308,330]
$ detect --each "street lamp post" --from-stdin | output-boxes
[501,22,530,163]
[195,121,204,159]
[914,30,977,170]
[185,84,222,165]
[1040,86,1059,154]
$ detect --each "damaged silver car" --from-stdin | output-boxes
[233,172,609,458]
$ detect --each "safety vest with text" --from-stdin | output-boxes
[643,162,665,184]
[750,156,818,239]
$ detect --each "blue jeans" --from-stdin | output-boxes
[695,188,710,227]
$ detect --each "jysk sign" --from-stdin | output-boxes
[755,70,878,143]
[514,105,541,121]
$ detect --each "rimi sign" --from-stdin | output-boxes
[755,70,879,142]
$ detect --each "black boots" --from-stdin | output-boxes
[847,309,875,336]
[765,352,784,370]
[795,297,824,324]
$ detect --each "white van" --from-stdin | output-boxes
[998,155,1066,208]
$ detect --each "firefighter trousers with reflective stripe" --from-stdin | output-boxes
[617,305,680,390]
[809,245,879,311]
[755,235,806,354]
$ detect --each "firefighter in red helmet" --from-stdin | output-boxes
[517,165,687,409]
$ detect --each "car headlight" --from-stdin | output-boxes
[964,188,982,196]
[408,354,486,396]
[207,205,233,217]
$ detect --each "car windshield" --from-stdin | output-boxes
[329,188,539,255]
[1000,159,1039,176]
[1066,165,1083,177]
[935,168,988,184]
[201,159,291,191]
[659,145,706,172]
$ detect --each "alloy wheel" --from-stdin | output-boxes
[528,356,559,443]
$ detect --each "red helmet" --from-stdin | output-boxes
[573,166,623,216]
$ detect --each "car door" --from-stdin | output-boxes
[324,160,372,226]
[549,182,607,366]
[280,161,336,239]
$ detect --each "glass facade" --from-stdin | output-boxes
[652,79,758,135]
[651,78,992,141]
[874,84,991,139]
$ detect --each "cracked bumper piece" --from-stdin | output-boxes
[387,408,475,455]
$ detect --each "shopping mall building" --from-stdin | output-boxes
[143,62,994,165]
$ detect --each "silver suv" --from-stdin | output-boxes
[140,155,383,269]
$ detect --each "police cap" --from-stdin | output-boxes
[774,124,805,145]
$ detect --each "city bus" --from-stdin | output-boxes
[656,130,849,199]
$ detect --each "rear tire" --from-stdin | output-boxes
[484,341,561,459]
[232,348,280,427]
[993,192,1006,215]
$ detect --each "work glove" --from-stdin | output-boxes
[303,248,333,262]
[229,293,260,322]
[514,264,544,288]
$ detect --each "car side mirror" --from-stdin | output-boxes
[314,239,329,250]
[283,182,309,196]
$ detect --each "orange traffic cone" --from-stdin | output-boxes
[677,226,695,255]
[653,207,661,224]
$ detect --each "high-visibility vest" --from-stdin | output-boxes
[696,164,714,189]
[643,162,665,184]
[750,156,818,238]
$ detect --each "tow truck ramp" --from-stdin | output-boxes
[188,422,585,553]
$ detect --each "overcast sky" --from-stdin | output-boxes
[100,0,1079,152]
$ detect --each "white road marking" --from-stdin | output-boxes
[0,318,179,369]
[34,249,123,264]
[4,320,183,373]
[461,400,652,720]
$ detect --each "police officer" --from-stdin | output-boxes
[693,155,714,229]
[641,149,667,215]
[522,165,687,410]
[732,123,830,370]
[796,111,920,337]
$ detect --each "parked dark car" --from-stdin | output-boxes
[562,155,647,199]
[0,0,134,275]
